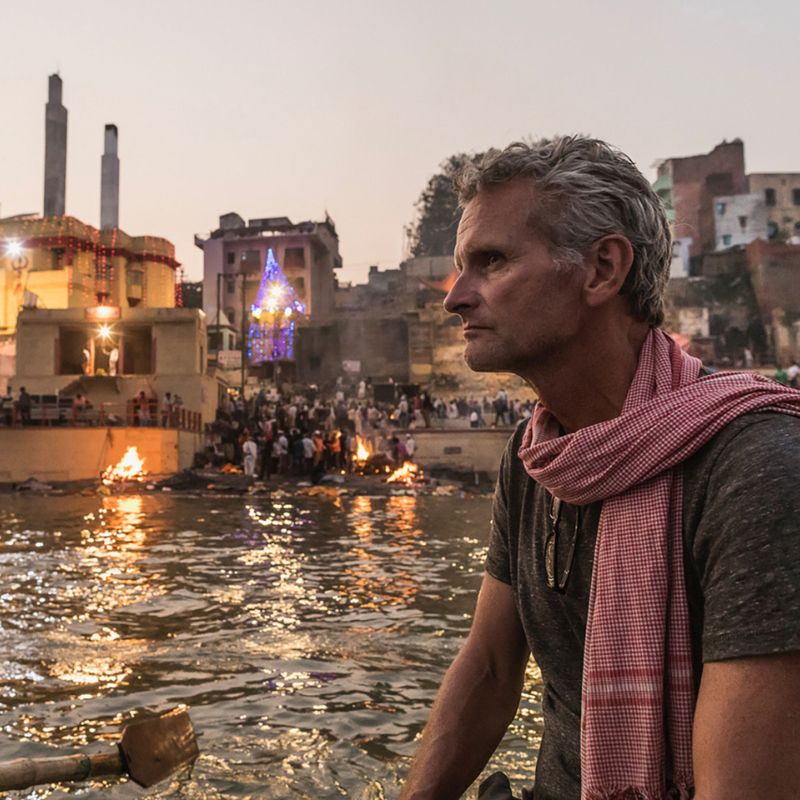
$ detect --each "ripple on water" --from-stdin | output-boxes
[0,493,541,799]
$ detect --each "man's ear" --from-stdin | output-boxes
[582,234,635,309]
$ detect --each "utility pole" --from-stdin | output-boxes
[215,272,221,356]
[240,271,247,397]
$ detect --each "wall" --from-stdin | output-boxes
[296,316,410,386]
[746,241,800,318]
[661,140,746,258]
[713,193,767,249]
[0,427,203,482]
[412,428,513,478]
[747,173,800,239]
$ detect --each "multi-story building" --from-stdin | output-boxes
[0,215,179,336]
[713,193,768,250]
[654,140,747,272]
[747,173,800,242]
[196,213,342,338]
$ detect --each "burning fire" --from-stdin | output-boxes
[102,446,147,485]
[355,435,372,465]
[386,461,423,485]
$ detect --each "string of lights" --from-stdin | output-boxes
[247,248,306,364]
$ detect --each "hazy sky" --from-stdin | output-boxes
[3,0,798,284]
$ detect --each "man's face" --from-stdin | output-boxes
[445,180,585,376]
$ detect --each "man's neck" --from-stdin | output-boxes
[523,322,651,433]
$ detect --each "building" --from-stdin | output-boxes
[713,193,768,250]
[747,173,800,242]
[296,255,526,397]
[0,215,180,337]
[654,140,746,270]
[0,74,192,404]
[196,213,342,338]
[1,74,181,338]
[13,306,220,423]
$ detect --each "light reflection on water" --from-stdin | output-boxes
[0,493,542,798]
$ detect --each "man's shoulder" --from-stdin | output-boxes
[683,410,800,529]
[687,410,800,476]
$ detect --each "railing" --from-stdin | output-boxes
[124,399,202,432]
[0,396,202,432]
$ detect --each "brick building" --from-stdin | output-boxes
[746,173,800,242]
[654,140,746,270]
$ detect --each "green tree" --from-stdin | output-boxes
[410,153,482,258]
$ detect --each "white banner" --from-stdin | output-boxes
[217,350,242,369]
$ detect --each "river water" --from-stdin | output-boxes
[0,492,542,799]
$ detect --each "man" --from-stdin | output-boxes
[493,388,509,426]
[242,433,258,478]
[401,137,800,800]
[17,386,32,425]
[302,431,315,475]
[161,391,173,428]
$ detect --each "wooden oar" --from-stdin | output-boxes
[0,707,199,791]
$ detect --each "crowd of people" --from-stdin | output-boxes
[199,378,533,480]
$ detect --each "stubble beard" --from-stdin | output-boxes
[462,339,518,374]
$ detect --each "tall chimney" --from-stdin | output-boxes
[100,124,119,230]
[43,73,67,217]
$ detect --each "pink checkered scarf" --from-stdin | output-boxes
[518,328,800,800]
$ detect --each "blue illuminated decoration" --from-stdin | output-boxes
[247,248,306,364]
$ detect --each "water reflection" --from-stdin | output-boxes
[0,493,542,798]
[342,495,422,612]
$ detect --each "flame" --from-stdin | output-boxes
[102,446,147,484]
[386,461,423,485]
[355,435,372,464]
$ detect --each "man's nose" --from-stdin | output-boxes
[443,271,477,316]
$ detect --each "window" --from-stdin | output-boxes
[765,188,777,207]
[793,189,800,206]
[285,247,306,270]
[738,215,747,231]
[721,234,732,247]
[121,326,153,374]
[241,250,261,273]
[767,221,779,240]
[715,202,726,216]
[58,328,89,374]
[226,251,235,265]
[290,276,305,297]
[126,268,144,306]
[51,248,65,270]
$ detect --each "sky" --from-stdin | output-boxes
[2,0,798,284]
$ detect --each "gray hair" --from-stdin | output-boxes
[454,136,672,326]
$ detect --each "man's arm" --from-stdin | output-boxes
[693,651,800,799]
[400,572,530,800]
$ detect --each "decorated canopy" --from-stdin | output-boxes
[247,248,306,364]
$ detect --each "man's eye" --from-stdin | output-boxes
[486,252,503,266]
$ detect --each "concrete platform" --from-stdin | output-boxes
[0,427,202,483]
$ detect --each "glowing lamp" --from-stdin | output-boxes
[5,240,23,258]
[85,305,121,322]
[98,324,112,339]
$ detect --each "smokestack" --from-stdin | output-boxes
[43,73,67,217]
[100,124,120,230]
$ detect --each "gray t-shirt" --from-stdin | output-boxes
[486,412,800,800]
